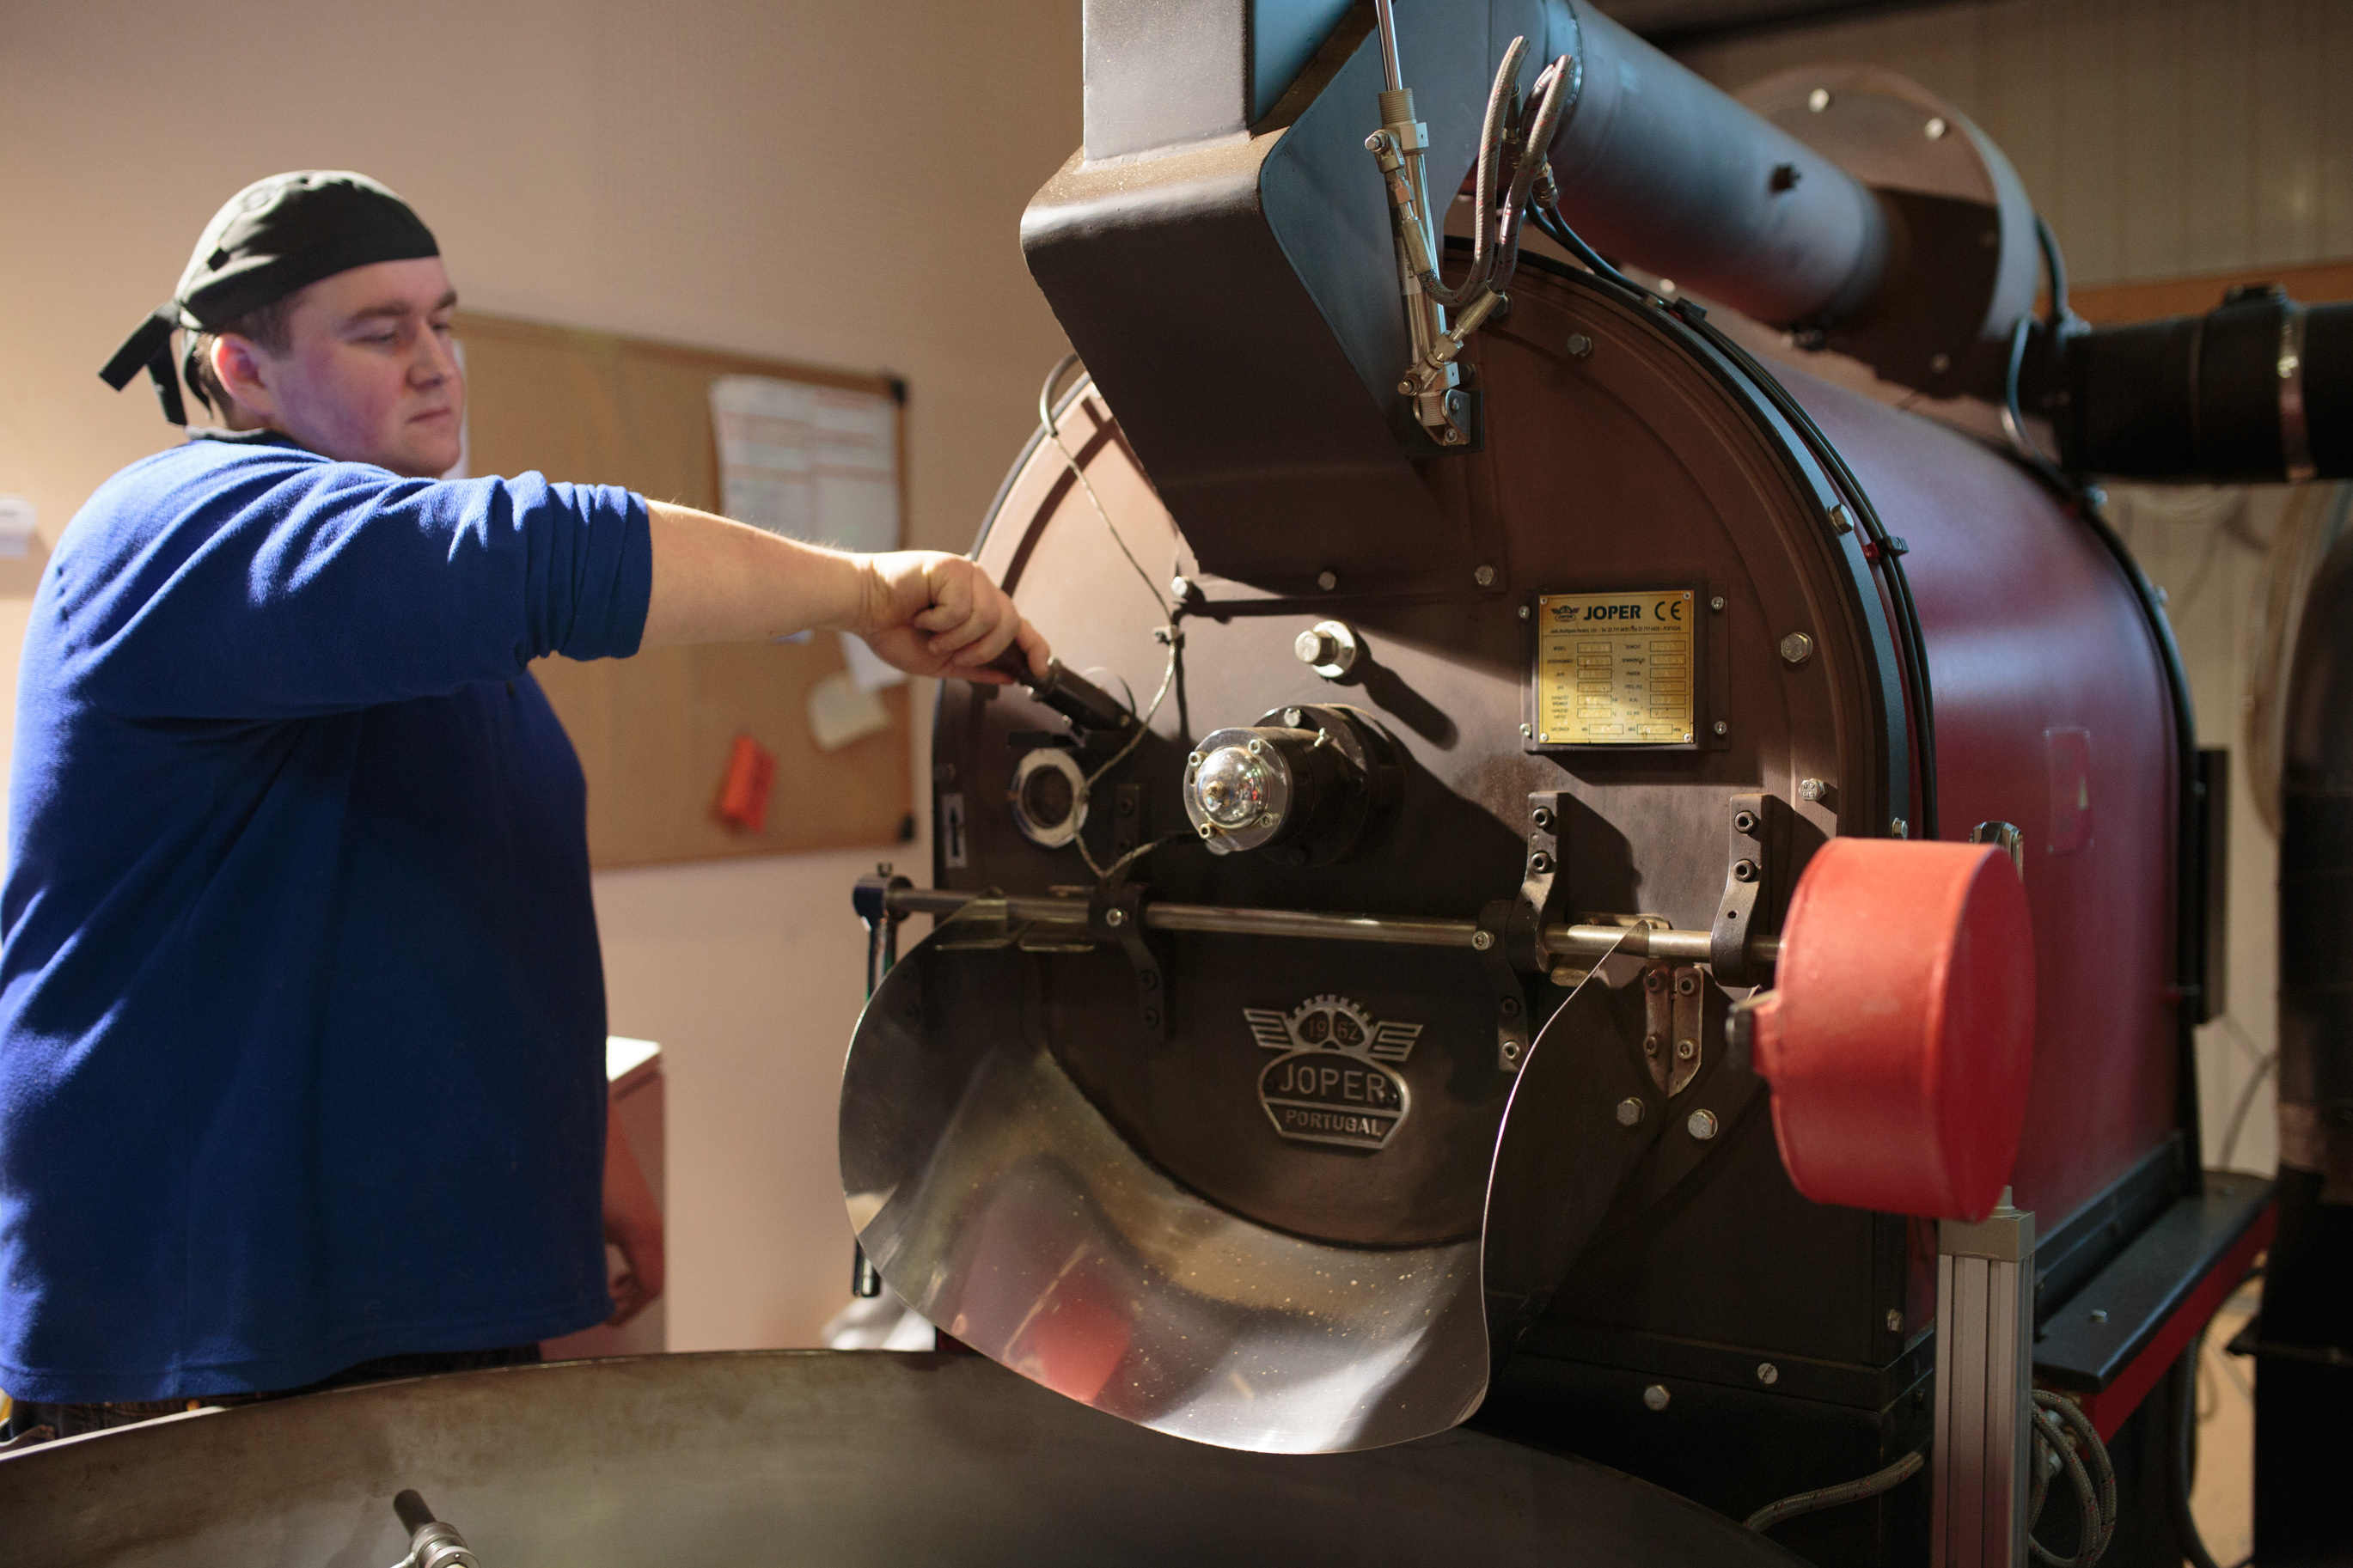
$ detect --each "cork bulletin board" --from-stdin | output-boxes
[452,311,914,869]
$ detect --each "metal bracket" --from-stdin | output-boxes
[1089,881,1165,1042]
[1668,966,1706,1097]
[1971,819,2026,882]
[1710,792,1780,986]
[1507,790,1571,973]
[1641,963,1672,1090]
[854,867,914,998]
[1476,898,1531,1073]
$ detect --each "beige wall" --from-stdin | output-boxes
[0,0,1080,1350]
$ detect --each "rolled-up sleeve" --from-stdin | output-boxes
[64,452,653,721]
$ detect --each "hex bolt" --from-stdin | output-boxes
[1471,930,1495,952]
[1169,575,1195,605]
[1732,858,1759,883]
[1885,1309,1904,1333]
[1317,570,1339,592]
[1756,1362,1779,1386]
[1799,777,1826,802]
[1688,1108,1720,1141]
[1779,631,1815,666]
[1531,805,1555,830]
[1294,629,1335,666]
[1475,564,1497,588]
[1105,908,1128,927]
[1643,1384,1672,1412]
[1283,708,1305,728]
[1676,1039,1696,1061]
[1733,808,1759,834]
[1519,723,1535,740]
[1807,87,1831,113]
[1565,332,1594,360]
[1827,503,1855,534]
[1924,116,1948,139]
[1615,1097,1645,1126]
[1709,595,1726,613]
[1713,720,1730,737]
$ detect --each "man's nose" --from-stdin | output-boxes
[411,331,458,389]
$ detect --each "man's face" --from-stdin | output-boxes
[222,257,465,478]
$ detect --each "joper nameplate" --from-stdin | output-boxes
[1529,589,1697,747]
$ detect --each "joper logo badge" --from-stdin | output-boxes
[1247,994,1423,1151]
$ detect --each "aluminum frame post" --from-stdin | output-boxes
[1931,1189,2035,1567]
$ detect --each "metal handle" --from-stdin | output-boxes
[981,645,1134,732]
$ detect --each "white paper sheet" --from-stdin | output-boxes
[807,669,892,752]
[711,375,901,555]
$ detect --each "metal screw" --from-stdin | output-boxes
[1565,332,1594,360]
[1471,930,1495,952]
[1283,709,1305,729]
[1442,428,1464,445]
[1519,723,1534,739]
[1708,595,1726,613]
[1295,629,1334,665]
[2088,1308,2109,1325]
[1643,1034,1661,1056]
[1142,1006,1161,1027]
[1886,1309,1904,1333]
[1712,719,1730,737]
[1733,808,1759,833]
[1475,564,1496,588]
[1197,823,1216,839]
[1540,733,1552,743]
[1674,973,1698,996]
[1246,738,1265,756]
[1799,777,1826,802]
[1644,968,1666,992]
[1827,503,1854,534]
[1499,996,1520,1017]
[1317,570,1339,592]
[1256,812,1279,828]
[1756,1361,1779,1385]
[1186,752,1204,770]
[1924,116,1948,139]
[1807,87,1831,113]
[1616,1097,1645,1126]
[1891,817,1910,839]
[1517,603,1531,619]
[1169,575,1195,604]
[1732,858,1759,883]
[1642,1384,1671,1412]
[1689,1108,1720,1141]
[1531,805,1555,830]
[1106,908,1128,927]
[1528,850,1554,875]
[1676,1039,1696,1061]
[1779,631,1815,666]
[1501,1040,1521,1062]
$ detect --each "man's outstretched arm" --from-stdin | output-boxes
[641,500,1048,680]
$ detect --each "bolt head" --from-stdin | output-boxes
[1616,1097,1645,1127]
[1778,631,1815,665]
[1807,87,1831,112]
[1196,823,1216,839]
[1930,351,1953,375]
[1687,1108,1720,1140]
[1643,1383,1671,1411]
[1886,1309,1904,1333]
[1756,1361,1779,1385]
[1713,719,1730,737]
[1245,738,1265,756]
[1709,595,1727,613]
[1799,777,1826,802]
[1674,973,1698,996]
[1317,570,1339,592]
[1565,332,1594,360]
[1531,805,1555,830]
[1733,809,1759,833]
[1519,723,1534,739]
[1924,115,1948,139]
[1500,1040,1521,1062]
[1643,968,1666,992]
[1169,576,1195,603]
[1105,908,1128,926]
[2088,1308,2109,1325]
[1475,564,1496,588]
[1442,428,1464,444]
[1471,930,1495,951]
[1732,857,1759,883]
[1517,603,1531,619]
[1676,1039,1696,1060]
[1499,996,1520,1017]
[1283,708,1305,728]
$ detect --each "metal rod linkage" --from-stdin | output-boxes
[882,887,1776,968]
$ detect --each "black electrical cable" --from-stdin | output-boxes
[1529,203,1942,839]
[2169,1338,2227,1568]
[1745,1449,1925,1534]
[2036,213,2072,332]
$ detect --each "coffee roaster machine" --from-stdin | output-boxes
[841,3,2353,1565]
[7,3,2348,1565]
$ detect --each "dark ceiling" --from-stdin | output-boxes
[1606,0,1959,48]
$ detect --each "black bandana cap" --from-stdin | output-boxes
[100,170,439,425]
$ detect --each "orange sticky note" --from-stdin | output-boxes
[714,733,776,832]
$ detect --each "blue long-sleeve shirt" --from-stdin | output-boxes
[0,430,652,1401]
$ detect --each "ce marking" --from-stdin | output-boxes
[1653,596,1686,621]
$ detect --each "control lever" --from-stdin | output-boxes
[388,1489,481,1568]
[981,644,1134,732]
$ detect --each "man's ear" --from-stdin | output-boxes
[209,335,278,424]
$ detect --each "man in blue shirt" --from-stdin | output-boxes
[0,172,1045,1438]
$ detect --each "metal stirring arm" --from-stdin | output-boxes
[388,1489,481,1568]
